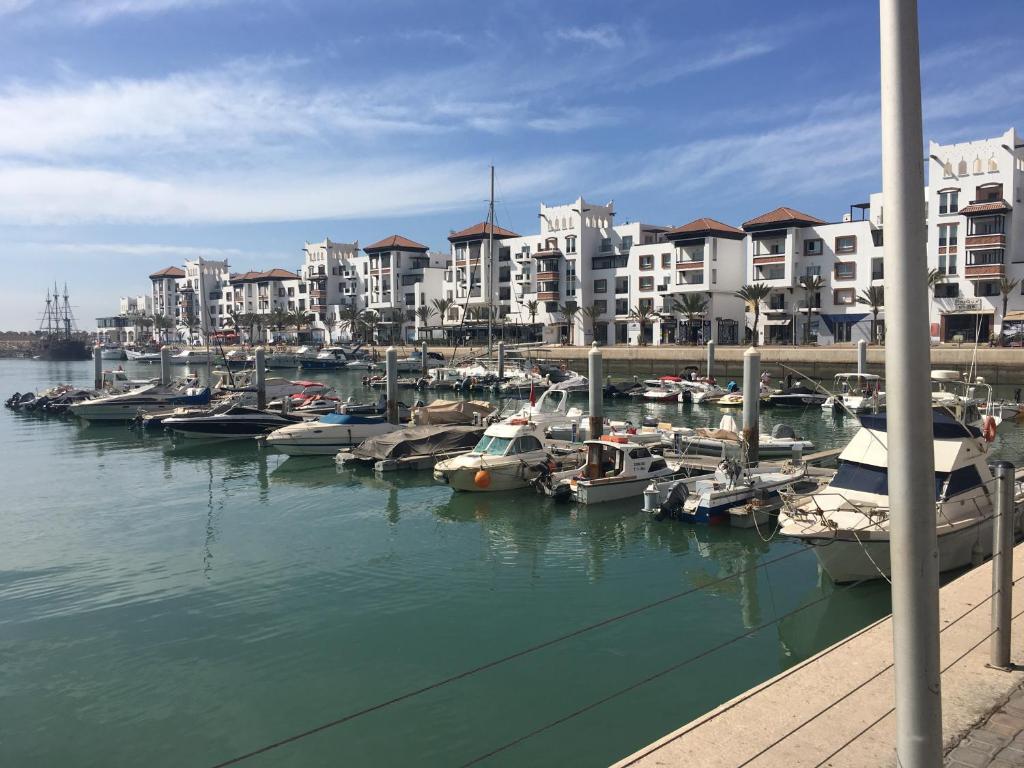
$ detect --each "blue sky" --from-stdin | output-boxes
[0,0,1022,329]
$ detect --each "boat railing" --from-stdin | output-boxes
[778,488,890,529]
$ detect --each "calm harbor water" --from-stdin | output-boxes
[2,358,1021,767]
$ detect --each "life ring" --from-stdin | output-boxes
[983,415,997,443]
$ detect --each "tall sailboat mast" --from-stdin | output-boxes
[487,165,494,357]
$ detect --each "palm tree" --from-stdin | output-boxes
[134,313,154,345]
[415,305,436,340]
[180,305,200,345]
[999,278,1021,346]
[733,283,772,346]
[249,313,268,345]
[927,268,947,292]
[557,304,580,345]
[671,294,708,345]
[856,286,885,345]
[580,302,604,345]
[267,309,290,343]
[335,303,362,343]
[288,308,312,342]
[432,298,455,346]
[152,314,175,344]
[360,309,380,345]
[799,275,824,344]
[226,309,247,344]
[525,299,540,342]
[629,304,657,346]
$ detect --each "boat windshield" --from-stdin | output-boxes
[474,436,513,455]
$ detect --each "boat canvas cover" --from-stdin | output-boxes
[411,400,493,425]
[350,425,486,461]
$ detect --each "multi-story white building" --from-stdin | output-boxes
[302,238,360,341]
[149,266,186,323]
[360,235,448,342]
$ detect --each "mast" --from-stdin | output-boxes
[487,165,494,357]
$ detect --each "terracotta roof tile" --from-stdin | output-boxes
[149,266,186,279]
[447,222,520,242]
[230,268,299,283]
[742,207,826,230]
[665,217,745,239]
[364,234,430,252]
[958,200,1011,215]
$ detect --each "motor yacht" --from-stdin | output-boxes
[433,420,583,492]
[768,384,828,408]
[164,403,306,440]
[535,435,681,504]
[822,373,884,414]
[777,411,1022,582]
[69,382,211,422]
[661,415,814,459]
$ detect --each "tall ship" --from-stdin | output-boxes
[35,284,91,361]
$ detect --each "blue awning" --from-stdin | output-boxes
[820,313,869,333]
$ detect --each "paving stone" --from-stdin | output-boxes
[992,713,1024,730]
[972,730,1013,751]
[947,744,1003,767]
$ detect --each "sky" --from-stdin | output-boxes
[0,0,1022,329]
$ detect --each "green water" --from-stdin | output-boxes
[0,359,1015,767]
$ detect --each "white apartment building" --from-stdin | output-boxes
[302,238,360,341]
[360,235,448,343]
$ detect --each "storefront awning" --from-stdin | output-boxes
[763,318,791,326]
[1003,310,1024,322]
[941,309,994,315]
[820,313,868,333]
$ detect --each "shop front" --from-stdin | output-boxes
[939,299,993,343]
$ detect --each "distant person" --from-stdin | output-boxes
[727,380,738,392]
[1015,388,1021,404]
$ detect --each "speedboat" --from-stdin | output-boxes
[164,403,305,440]
[499,389,584,432]
[930,370,1002,434]
[547,374,588,393]
[777,411,1021,582]
[822,373,884,414]
[264,412,401,455]
[125,349,163,362]
[170,349,217,365]
[212,369,331,402]
[69,382,211,422]
[768,384,828,408]
[433,420,584,492]
[300,347,356,370]
[643,382,683,402]
[684,380,728,404]
[644,458,808,525]
[535,435,681,504]
[662,415,814,459]
[96,344,126,360]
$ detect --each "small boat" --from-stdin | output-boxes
[170,349,217,365]
[335,424,488,470]
[164,403,305,440]
[930,370,1002,433]
[69,382,211,422]
[299,347,357,370]
[535,435,681,504]
[822,373,884,414]
[768,384,828,408]
[433,420,584,492]
[684,380,728,404]
[644,458,808,525]
[96,344,127,360]
[125,349,164,362]
[643,383,683,402]
[662,415,814,459]
[264,412,401,455]
[778,410,1019,582]
[547,374,588,393]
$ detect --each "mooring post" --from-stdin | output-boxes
[421,341,428,378]
[880,0,943,763]
[386,346,399,424]
[588,342,604,440]
[991,460,1015,669]
[93,347,103,390]
[706,340,716,379]
[254,347,266,410]
[497,341,506,380]
[857,338,867,375]
[742,347,760,466]
[160,345,171,386]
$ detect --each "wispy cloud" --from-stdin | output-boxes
[397,29,467,47]
[552,25,624,50]
[1,0,242,24]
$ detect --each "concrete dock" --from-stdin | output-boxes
[612,544,1024,767]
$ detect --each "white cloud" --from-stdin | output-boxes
[0,0,242,24]
[397,29,466,47]
[0,0,35,15]
[552,25,624,50]
[12,241,259,258]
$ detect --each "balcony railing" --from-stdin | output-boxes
[965,264,1005,279]
[536,271,560,281]
[676,262,704,271]
[537,291,560,301]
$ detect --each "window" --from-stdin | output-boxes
[975,281,1000,297]
[969,215,1005,236]
[935,283,959,298]
[621,235,633,251]
[805,265,821,277]
[615,277,629,294]
[711,268,717,284]
[939,190,959,215]
[639,255,654,270]
[594,300,607,314]
[615,299,629,315]
[805,239,823,256]
[638,298,653,312]
[835,235,857,255]
[639,276,655,291]
[871,258,884,281]
[938,223,959,246]
[661,253,671,268]
[833,288,856,305]
[593,279,607,293]
[976,183,1003,202]
[600,237,612,253]
[565,236,577,254]
[834,261,856,280]
[769,293,785,310]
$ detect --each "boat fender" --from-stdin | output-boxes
[983,415,997,443]
[474,470,492,489]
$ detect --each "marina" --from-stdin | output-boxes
[3,352,1023,766]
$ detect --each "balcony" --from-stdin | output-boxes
[310,290,325,299]
[538,291,560,301]
[752,254,786,265]
[965,264,1005,280]
[676,261,704,271]
[965,233,1006,248]
[536,271,560,281]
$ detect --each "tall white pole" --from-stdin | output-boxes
[741,347,760,466]
[857,338,868,375]
[706,340,716,379]
[386,346,399,424]
[588,342,604,440]
[880,1,942,764]
[487,165,495,358]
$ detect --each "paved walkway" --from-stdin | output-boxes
[946,686,1024,767]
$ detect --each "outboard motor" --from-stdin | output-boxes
[641,416,659,428]
[653,482,688,521]
[771,423,797,440]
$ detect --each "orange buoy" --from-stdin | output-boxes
[983,415,997,443]
[474,470,492,489]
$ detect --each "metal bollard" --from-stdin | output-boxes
[991,460,1015,669]
[94,347,103,390]
[254,348,266,410]
[386,347,399,424]
[742,347,760,466]
[588,342,604,440]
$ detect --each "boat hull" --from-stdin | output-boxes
[71,389,211,422]
[264,421,399,455]
[576,474,676,505]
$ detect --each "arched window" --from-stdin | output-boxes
[943,160,953,178]
[989,156,999,172]
[958,159,968,176]
[973,156,983,174]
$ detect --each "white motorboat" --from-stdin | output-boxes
[264,412,401,455]
[822,373,884,414]
[545,420,663,445]
[684,380,728,404]
[930,370,1003,434]
[661,415,814,459]
[768,384,828,408]
[69,382,211,422]
[499,389,584,431]
[536,435,681,504]
[433,420,584,492]
[96,344,127,360]
[644,458,809,525]
[125,349,164,362]
[547,374,588,393]
[212,369,331,402]
[778,411,1022,582]
[164,403,306,440]
[642,383,683,403]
